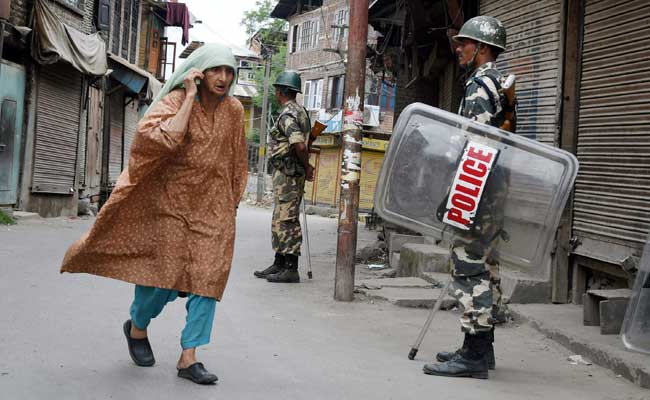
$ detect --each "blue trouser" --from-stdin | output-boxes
[129,285,217,349]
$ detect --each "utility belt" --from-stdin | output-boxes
[271,153,305,177]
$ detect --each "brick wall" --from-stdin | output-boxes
[286,0,348,110]
[10,0,94,34]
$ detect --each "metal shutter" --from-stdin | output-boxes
[572,0,650,256]
[481,0,563,145]
[32,63,82,194]
[123,99,139,164]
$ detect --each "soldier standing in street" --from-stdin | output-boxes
[423,15,516,379]
[254,70,314,283]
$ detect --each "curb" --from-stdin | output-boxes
[509,307,650,389]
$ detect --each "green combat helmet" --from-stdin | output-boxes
[274,70,302,93]
[453,16,507,51]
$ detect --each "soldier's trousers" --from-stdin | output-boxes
[271,169,306,255]
[449,246,503,334]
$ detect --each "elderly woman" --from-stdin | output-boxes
[61,44,248,384]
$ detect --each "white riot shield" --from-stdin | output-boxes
[621,236,650,355]
[374,103,578,270]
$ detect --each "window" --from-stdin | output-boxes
[304,79,323,110]
[290,25,299,53]
[300,19,319,51]
[331,9,349,46]
[121,0,131,59]
[328,75,345,110]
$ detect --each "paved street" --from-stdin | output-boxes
[0,205,648,400]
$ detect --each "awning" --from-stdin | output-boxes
[233,83,258,99]
[108,54,162,101]
[31,0,107,76]
[271,0,323,20]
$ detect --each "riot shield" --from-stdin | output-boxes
[621,236,650,355]
[374,103,578,270]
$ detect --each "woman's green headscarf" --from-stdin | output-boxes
[147,43,238,113]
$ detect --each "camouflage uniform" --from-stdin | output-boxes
[452,61,516,334]
[269,100,311,256]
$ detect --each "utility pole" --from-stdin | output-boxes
[334,0,368,301]
[256,51,272,203]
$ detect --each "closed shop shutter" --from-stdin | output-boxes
[572,0,650,258]
[123,99,139,163]
[480,0,563,145]
[109,92,124,184]
[32,63,82,194]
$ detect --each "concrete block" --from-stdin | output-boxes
[423,235,437,245]
[500,269,552,304]
[583,289,632,335]
[387,232,425,257]
[398,243,450,277]
[361,287,457,309]
[600,299,628,335]
[390,251,400,268]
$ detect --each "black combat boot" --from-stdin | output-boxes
[423,332,490,379]
[266,254,300,283]
[254,253,285,278]
[435,330,495,369]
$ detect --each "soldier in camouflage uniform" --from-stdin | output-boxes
[424,15,516,380]
[253,70,314,283]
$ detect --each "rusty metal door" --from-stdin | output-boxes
[0,61,26,205]
[85,86,103,194]
[109,91,125,184]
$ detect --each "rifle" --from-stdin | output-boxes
[309,120,327,154]
[499,74,516,132]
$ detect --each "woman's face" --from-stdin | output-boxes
[203,66,235,97]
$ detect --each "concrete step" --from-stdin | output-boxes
[421,271,451,286]
[398,243,450,277]
[356,277,434,290]
[356,286,458,309]
[12,211,42,221]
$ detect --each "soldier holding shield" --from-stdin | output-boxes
[423,15,516,379]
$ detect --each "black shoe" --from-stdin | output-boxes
[436,345,495,370]
[123,320,155,367]
[266,268,300,283]
[267,254,300,283]
[254,253,285,278]
[423,355,488,379]
[177,362,218,384]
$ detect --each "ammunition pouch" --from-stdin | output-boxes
[271,154,306,177]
